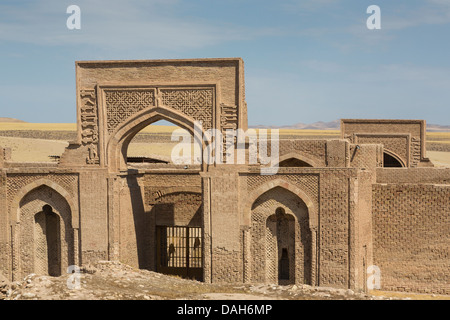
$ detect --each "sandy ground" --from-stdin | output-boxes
[0,136,68,162]
[2,260,446,301]
[427,151,450,168]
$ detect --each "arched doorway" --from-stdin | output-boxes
[266,207,296,284]
[16,185,74,278]
[34,205,61,276]
[250,186,312,285]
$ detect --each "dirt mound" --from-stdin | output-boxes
[0,261,403,301]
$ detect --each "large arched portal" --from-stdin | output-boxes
[249,186,312,285]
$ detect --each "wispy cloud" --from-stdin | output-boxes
[0,0,276,52]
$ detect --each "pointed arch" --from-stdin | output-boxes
[242,178,318,230]
[383,149,406,168]
[10,179,78,228]
[276,152,324,168]
[106,105,211,172]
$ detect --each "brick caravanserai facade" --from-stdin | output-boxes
[0,59,448,295]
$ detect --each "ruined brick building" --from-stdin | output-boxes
[0,58,448,294]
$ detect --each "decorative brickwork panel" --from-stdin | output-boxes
[160,88,214,130]
[7,174,78,211]
[246,174,319,206]
[105,89,156,133]
[18,185,74,279]
[373,184,450,295]
[211,247,242,283]
[318,171,350,288]
[80,89,100,164]
[250,187,311,285]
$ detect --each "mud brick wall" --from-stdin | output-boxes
[278,140,327,166]
[376,168,450,184]
[354,169,376,289]
[0,170,9,279]
[318,170,353,288]
[350,144,380,169]
[326,140,348,167]
[372,184,450,294]
[209,172,242,283]
[79,170,109,264]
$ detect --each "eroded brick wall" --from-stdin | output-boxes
[376,168,450,184]
[319,170,352,288]
[0,170,9,279]
[372,184,450,294]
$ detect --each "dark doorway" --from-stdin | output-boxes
[279,248,290,280]
[383,152,403,167]
[156,226,203,281]
[34,205,61,276]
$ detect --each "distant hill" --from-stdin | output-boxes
[250,120,340,130]
[427,124,450,132]
[250,120,450,132]
[0,117,27,123]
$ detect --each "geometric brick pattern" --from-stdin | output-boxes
[6,173,78,210]
[373,184,450,295]
[160,88,214,131]
[105,89,156,133]
[250,187,311,285]
[246,173,319,204]
[17,185,74,279]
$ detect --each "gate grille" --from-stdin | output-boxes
[156,226,203,280]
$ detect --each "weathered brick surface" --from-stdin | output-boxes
[318,170,352,288]
[16,185,74,279]
[79,171,108,265]
[372,184,450,295]
[249,187,311,285]
[376,168,450,184]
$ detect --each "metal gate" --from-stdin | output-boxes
[156,226,203,281]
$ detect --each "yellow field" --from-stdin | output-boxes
[0,123,77,131]
[0,122,177,133]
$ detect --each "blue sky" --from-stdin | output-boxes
[0,0,449,126]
